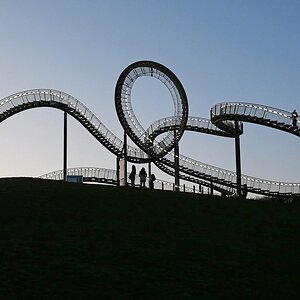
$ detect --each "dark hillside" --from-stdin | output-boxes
[0,178,299,299]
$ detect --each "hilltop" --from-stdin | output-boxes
[0,178,299,299]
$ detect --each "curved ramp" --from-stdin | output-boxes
[0,62,299,196]
[211,102,299,137]
[40,167,204,193]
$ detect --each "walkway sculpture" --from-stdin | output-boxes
[0,60,299,196]
[41,167,203,193]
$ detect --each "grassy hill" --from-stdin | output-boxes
[0,178,299,299]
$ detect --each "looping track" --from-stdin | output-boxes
[0,61,299,196]
[115,60,188,158]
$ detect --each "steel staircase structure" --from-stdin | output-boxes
[40,167,204,193]
[0,61,299,197]
[211,102,300,138]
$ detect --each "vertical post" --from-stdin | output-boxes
[174,130,180,191]
[63,111,67,181]
[148,159,152,184]
[123,130,128,186]
[210,181,214,195]
[235,120,242,196]
[116,156,120,186]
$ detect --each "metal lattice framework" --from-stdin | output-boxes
[115,61,188,158]
[211,102,300,137]
[40,167,206,193]
[0,61,300,196]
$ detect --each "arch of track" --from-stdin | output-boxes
[115,60,300,196]
[0,69,299,196]
[0,88,234,195]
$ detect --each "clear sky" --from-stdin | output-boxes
[0,0,299,186]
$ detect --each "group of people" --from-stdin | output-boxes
[128,165,156,188]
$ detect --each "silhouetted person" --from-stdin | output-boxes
[149,174,156,189]
[139,167,147,187]
[291,109,298,127]
[129,165,136,187]
[242,184,248,199]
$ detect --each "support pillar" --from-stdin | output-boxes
[148,160,152,178]
[116,156,120,186]
[234,120,242,196]
[63,111,67,181]
[174,130,180,191]
[123,131,128,186]
[148,159,152,188]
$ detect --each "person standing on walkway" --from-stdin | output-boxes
[139,167,147,187]
[291,109,298,127]
[129,165,136,187]
[149,174,156,189]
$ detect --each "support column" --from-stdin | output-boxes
[148,159,151,179]
[116,156,120,186]
[63,111,67,181]
[234,120,242,196]
[123,130,128,186]
[174,130,180,191]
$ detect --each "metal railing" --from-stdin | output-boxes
[1,89,300,196]
[211,102,298,128]
[40,167,210,194]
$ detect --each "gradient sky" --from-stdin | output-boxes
[0,0,299,187]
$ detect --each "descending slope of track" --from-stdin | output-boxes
[0,60,299,196]
[40,167,208,193]
[211,102,300,137]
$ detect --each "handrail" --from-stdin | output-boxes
[0,61,300,196]
[40,167,207,194]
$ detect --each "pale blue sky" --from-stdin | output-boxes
[0,0,299,185]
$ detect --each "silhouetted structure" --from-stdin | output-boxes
[234,120,242,197]
[3,60,300,198]
[139,167,147,187]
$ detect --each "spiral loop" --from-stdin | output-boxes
[115,60,188,159]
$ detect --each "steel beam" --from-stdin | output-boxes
[63,111,67,181]
[123,130,128,186]
[234,120,242,196]
[116,156,120,186]
[174,130,180,191]
[148,159,152,181]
